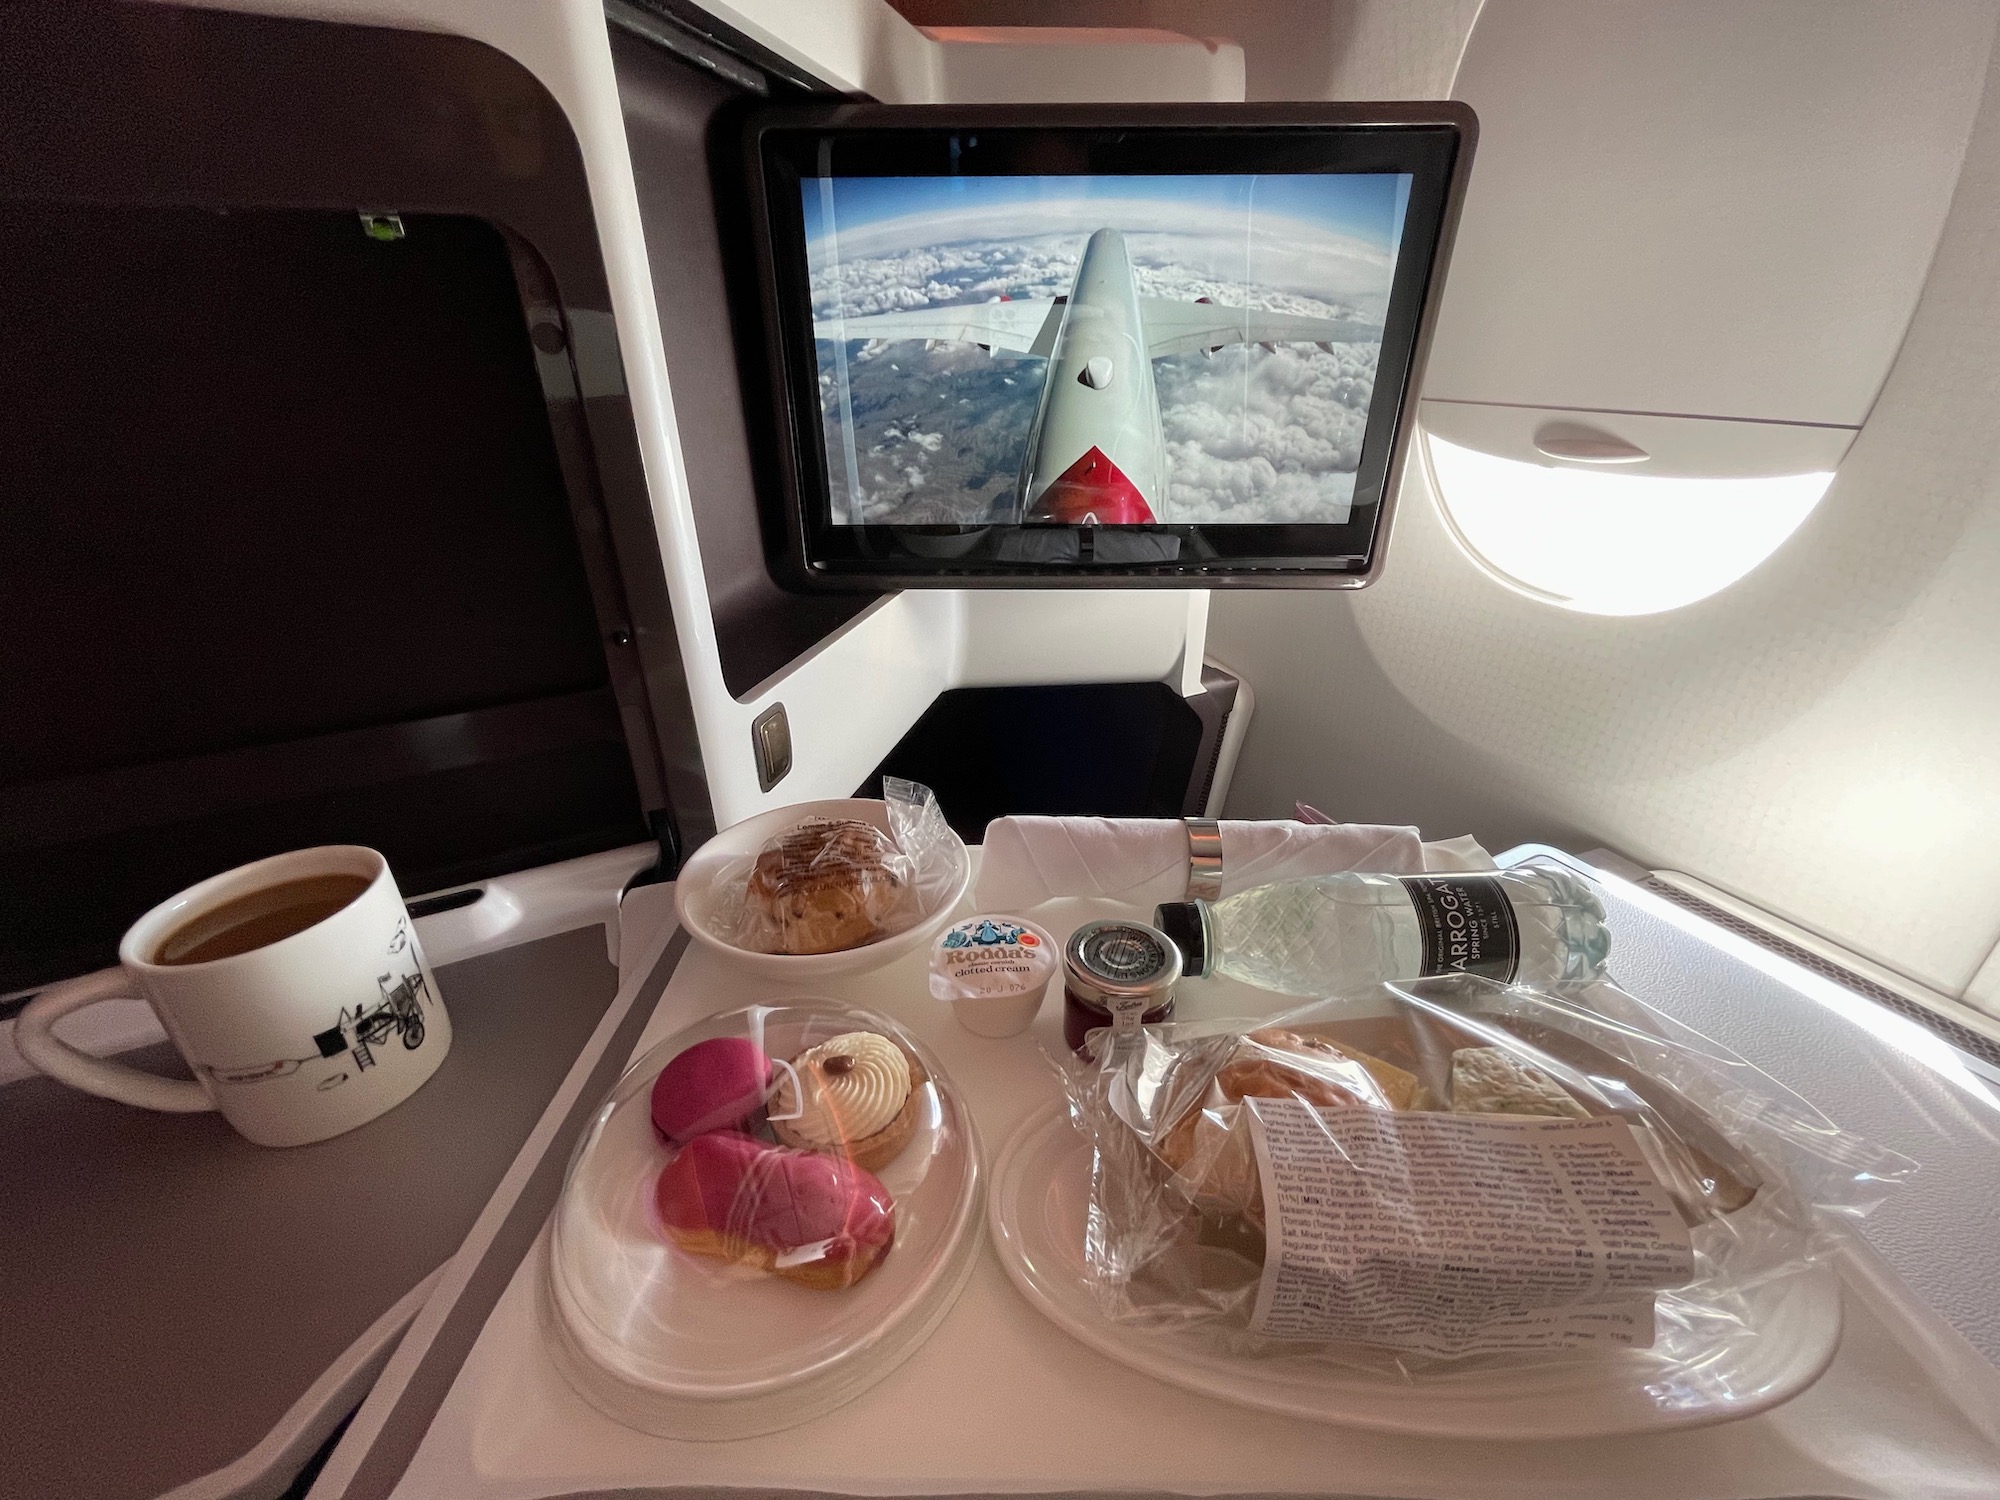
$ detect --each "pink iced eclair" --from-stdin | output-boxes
[650,1037,774,1144]
[654,1132,895,1290]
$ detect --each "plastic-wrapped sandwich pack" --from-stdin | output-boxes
[1063,973,1914,1381]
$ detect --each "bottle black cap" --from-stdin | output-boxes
[1153,901,1207,977]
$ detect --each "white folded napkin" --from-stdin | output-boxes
[972,817,1494,911]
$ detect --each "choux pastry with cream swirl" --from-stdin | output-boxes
[772,1031,925,1172]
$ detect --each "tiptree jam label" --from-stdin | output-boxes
[1401,876,1521,982]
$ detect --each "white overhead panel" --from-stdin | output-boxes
[920,27,1244,105]
[1428,0,1993,426]
[1416,0,1996,614]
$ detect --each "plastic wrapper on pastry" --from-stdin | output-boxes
[719,778,959,955]
[1060,973,1913,1382]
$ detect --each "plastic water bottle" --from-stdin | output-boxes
[1154,868,1609,996]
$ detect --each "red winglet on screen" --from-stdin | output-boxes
[1026,446,1156,524]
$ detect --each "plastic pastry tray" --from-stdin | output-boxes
[543,999,984,1439]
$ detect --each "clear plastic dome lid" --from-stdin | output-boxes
[542,999,983,1439]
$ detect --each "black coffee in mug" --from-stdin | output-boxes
[155,873,373,966]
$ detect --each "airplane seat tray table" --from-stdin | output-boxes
[0,846,654,1500]
[315,846,2000,1500]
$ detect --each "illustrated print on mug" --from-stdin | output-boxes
[197,916,439,1094]
[14,846,452,1147]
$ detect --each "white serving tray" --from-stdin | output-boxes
[990,1102,1841,1440]
[309,866,2000,1500]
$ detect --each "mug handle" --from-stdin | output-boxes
[15,968,215,1112]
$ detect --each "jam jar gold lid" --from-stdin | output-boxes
[1062,919,1182,1017]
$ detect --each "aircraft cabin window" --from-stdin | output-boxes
[1422,432,1837,616]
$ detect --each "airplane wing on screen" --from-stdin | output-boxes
[811,298,1064,357]
[1138,298,1382,358]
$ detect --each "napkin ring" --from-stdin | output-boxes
[1184,818,1223,901]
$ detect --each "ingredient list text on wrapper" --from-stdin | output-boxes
[1246,1100,1695,1358]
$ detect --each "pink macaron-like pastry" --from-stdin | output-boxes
[654,1131,896,1289]
[649,1036,774,1144]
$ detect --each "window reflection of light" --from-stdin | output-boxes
[1423,435,1835,616]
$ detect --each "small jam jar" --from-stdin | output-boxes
[1061,919,1181,1057]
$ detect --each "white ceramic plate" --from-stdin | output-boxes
[673,798,970,979]
[987,1103,1842,1439]
[544,1000,984,1439]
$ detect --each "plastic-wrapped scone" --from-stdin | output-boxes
[745,819,911,954]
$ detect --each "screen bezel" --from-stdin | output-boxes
[742,102,1477,590]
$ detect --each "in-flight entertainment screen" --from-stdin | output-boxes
[806,173,1408,531]
[747,107,1474,587]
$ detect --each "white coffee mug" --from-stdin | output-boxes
[16,845,452,1147]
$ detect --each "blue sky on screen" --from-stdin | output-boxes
[802,172,1409,257]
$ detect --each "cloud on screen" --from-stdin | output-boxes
[1157,341,1375,523]
[809,201,1392,525]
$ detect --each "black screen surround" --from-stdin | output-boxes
[743,102,1477,591]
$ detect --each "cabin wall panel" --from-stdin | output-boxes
[1428,0,1997,427]
[1212,35,2000,1001]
